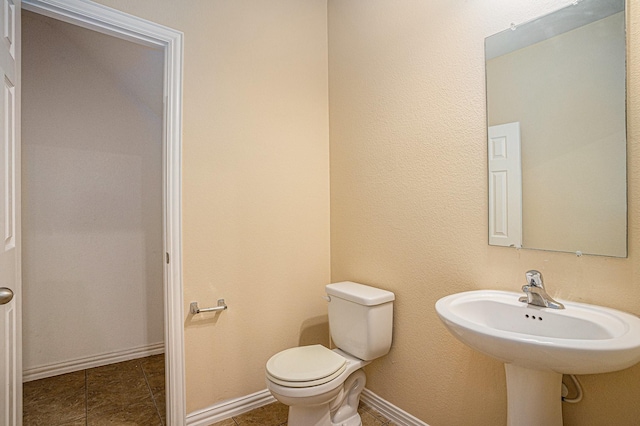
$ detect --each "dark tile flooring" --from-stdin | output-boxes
[24,355,395,426]
[209,401,396,426]
[23,354,165,425]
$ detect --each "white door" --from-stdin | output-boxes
[0,0,20,425]
[488,122,522,248]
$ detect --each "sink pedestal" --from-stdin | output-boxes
[437,290,640,425]
[505,364,562,426]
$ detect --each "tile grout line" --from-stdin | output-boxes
[23,356,168,426]
[85,369,88,426]
[141,360,164,425]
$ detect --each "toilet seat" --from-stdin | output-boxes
[266,345,347,388]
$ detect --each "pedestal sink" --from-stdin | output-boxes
[435,290,640,426]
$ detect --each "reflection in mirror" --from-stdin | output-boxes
[486,0,627,257]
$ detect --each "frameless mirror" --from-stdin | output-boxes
[486,0,627,257]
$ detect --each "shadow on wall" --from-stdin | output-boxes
[299,315,330,347]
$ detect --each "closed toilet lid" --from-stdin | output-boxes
[266,345,346,387]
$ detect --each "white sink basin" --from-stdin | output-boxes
[436,289,640,426]
[435,290,640,374]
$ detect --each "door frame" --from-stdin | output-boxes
[21,0,185,423]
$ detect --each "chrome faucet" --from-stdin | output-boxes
[518,270,565,309]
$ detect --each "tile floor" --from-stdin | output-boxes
[24,355,394,426]
[209,401,396,426]
[23,354,166,425]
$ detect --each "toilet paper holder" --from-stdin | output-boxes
[190,299,227,315]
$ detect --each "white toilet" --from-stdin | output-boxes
[265,281,395,426]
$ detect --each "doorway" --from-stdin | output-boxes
[19,0,185,423]
[21,8,164,423]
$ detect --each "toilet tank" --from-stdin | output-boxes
[325,281,395,361]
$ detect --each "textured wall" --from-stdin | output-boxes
[80,0,640,424]
[92,0,331,413]
[22,12,164,371]
[329,1,640,425]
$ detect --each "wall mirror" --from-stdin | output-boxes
[485,0,627,257]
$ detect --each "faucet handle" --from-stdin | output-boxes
[525,270,544,288]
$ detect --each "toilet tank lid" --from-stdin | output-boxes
[326,281,395,306]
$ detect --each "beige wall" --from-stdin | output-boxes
[329,1,639,425]
[487,13,626,257]
[91,0,331,413]
[79,0,639,424]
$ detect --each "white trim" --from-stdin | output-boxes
[360,388,430,426]
[21,1,185,424]
[185,388,429,426]
[23,343,165,382]
[186,390,276,426]
[22,0,177,48]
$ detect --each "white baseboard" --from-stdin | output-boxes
[185,387,429,426]
[186,389,276,426]
[23,342,165,382]
[361,388,429,426]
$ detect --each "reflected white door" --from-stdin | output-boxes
[0,0,20,425]
[488,122,522,248]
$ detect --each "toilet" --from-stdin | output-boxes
[265,281,395,426]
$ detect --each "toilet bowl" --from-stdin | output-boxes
[266,347,368,426]
[265,282,395,426]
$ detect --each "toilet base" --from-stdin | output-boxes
[331,412,362,426]
[271,369,367,426]
[286,398,363,426]
[330,369,366,426]
[287,398,363,426]
[288,405,333,426]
